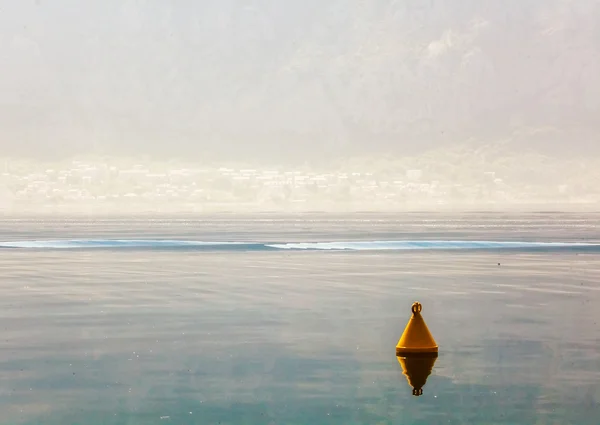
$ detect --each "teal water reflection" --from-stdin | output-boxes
[1,217,600,424]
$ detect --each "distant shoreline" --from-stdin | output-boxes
[1,202,599,218]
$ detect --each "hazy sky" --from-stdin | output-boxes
[1,0,599,162]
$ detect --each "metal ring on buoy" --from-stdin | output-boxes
[411,302,422,315]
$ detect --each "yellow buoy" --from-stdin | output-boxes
[397,354,437,396]
[395,302,438,356]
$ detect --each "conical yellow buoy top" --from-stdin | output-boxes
[396,302,438,356]
[397,355,437,396]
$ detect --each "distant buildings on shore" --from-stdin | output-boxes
[0,158,596,213]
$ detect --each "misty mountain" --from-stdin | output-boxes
[1,0,599,162]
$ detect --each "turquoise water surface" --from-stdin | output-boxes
[1,213,599,424]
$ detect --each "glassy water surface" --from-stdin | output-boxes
[1,213,599,424]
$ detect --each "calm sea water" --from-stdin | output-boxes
[1,213,599,424]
